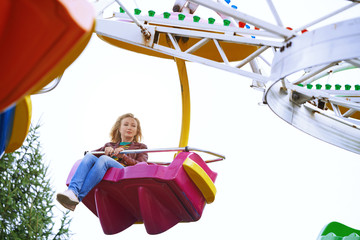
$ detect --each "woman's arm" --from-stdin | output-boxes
[92,142,117,157]
[120,143,148,166]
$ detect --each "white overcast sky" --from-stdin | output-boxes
[30,0,360,239]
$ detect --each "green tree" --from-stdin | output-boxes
[0,124,72,239]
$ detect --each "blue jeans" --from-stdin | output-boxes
[68,153,124,201]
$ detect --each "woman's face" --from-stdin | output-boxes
[119,117,138,142]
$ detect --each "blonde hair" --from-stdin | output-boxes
[110,113,142,143]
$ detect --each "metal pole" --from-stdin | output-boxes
[294,2,358,32]
[89,147,187,156]
[266,0,284,27]
[89,146,226,160]
[235,46,270,69]
[114,0,151,39]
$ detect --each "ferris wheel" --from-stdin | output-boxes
[91,0,360,155]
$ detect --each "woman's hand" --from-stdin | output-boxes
[113,147,125,158]
[104,147,115,156]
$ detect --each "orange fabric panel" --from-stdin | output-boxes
[0,0,95,111]
[0,0,11,39]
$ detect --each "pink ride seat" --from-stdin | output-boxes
[66,151,217,235]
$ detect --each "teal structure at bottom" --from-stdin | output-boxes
[317,222,360,240]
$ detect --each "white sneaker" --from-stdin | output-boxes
[56,189,79,211]
[61,202,77,211]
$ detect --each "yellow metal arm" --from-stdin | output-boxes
[175,58,191,148]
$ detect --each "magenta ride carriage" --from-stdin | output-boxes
[65,146,223,235]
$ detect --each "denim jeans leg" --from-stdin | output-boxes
[68,153,98,197]
[77,155,124,201]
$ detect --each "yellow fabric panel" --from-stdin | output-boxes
[5,96,32,153]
